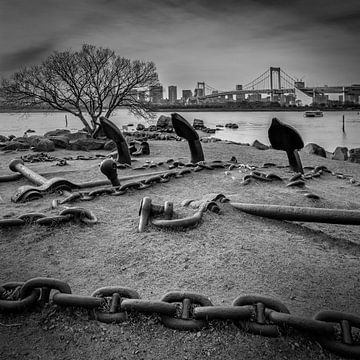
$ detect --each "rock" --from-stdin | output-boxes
[2,141,30,151]
[67,131,89,141]
[141,141,150,155]
[252,140,270,150]
[104,140,117,151]
[349,148,360,163]
[129,144,137,154]
[26,135,44,147]
[303,143,327,158]
[193,119,205,130]
[210,137,222,142]
[225,123,239,129]
[156,115,171,129]
[332,147,348,161]
[33,138,55,152]
[132,141,150,156]
[44,129,71,137]
[148,125,157,132]
[136,124,145,131]
[48,136,70,149]
[70,138,105,151]
[13,136,29,143]
[0,135,9,142]
[203,128,216,134]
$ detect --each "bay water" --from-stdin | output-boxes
[1,109,360,152]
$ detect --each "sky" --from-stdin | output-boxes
[0,0,359,96]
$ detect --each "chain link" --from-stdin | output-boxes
[1,277,359,358]
[314,310,360,359]
[0,207,97,228]
[232,295,290,337]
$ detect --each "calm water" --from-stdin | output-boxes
[1,109,360,152]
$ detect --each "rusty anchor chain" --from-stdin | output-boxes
[0,207,97,228]
[51,160,237,208]
[1,277,360,359]
[19,152,107,163]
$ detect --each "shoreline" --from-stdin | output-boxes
[1,107,359,114]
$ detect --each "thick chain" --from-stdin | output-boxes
[0,207,97,227]
[0,277,359,359]
[20,152,107,163]
[51,160,242,207]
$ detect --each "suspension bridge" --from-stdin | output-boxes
[193,67,360,104]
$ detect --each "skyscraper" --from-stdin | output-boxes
[168,86,177,103]
[149,85,163,103]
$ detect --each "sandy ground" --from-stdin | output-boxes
[0,139,359,360]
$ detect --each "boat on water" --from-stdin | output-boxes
[304,110,323,118]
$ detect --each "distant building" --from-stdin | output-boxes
[286,94,296,105]
[313,94,329,105]
[182,90,192,102]
[168,86,177,103]
[272,95,280,103]
[247,93,261,102]
[345,94,359,104]
[235,85,245,101]
[280,93,296,106]
[295,81,305,89]
[149,85,163,103]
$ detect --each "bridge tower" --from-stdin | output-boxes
[195,82,205,97]
[270,67,281,102]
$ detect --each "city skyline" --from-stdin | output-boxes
[0,0,359,92]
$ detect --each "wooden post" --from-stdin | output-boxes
[342,115,345,132]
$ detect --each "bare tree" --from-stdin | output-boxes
[0,44,159,135]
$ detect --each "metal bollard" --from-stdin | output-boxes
[100,159,121,187]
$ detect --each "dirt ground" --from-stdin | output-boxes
[0,139,359,360]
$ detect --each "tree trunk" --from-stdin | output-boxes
[76,113,93,135]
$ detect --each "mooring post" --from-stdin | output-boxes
[342,115,345,132]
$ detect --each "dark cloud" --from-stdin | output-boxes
[0,40,56,72]
[318,10,360,31]
[0,0,359,87]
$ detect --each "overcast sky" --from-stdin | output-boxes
[0,0,359,94]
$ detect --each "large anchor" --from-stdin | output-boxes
[230,202,360,225]
[268,118,304,174]
[171,113,205,164]
[9,159,169,203]
[97,116,132,165]
[10,159,83,202]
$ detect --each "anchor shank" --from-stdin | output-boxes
[188,140,205,164]
[9,159,48,186]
